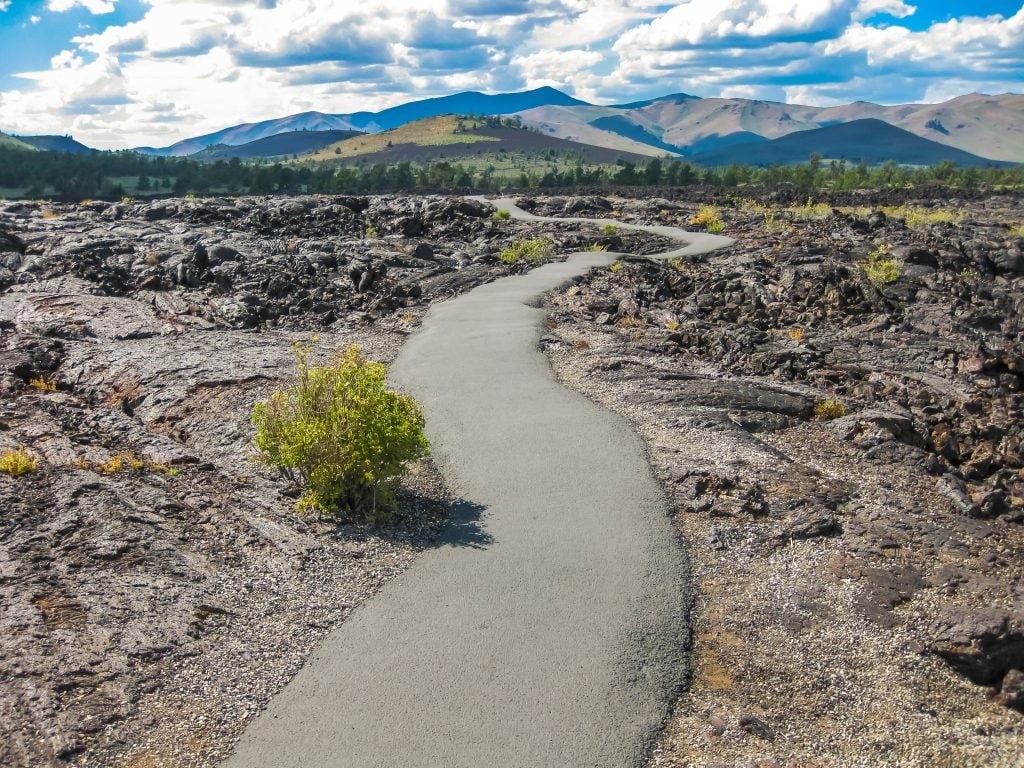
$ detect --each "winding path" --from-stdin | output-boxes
[223,198,733,768]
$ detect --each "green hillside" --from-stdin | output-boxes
[0,132,39,151]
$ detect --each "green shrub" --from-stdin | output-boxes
[499,237,554,265]
[602,223,618,235]
[863,244,901,287]
[0,447,37,476]
[706,219,725,234]
[492,209,511,221]
[364,224,379,239]
[814,399,847,421]
[252,344,429,520]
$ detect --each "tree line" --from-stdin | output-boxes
[0,145,1020,200]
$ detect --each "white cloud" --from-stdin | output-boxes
[853,0,915,22]
[0,1,12,12]
[1,0,1022,148]
[513,49,604,88]
[31,15,42,23]
[616,0,858,50]
[47,0,118,14]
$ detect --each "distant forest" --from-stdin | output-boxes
[0,146,1021,200]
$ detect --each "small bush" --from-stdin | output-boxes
[1008,223,1024,238]
[0,447,38,476]
[584,243,607,252]
[609,262,623,272]
[252,344,429,520]
[499,238,554,265]
[787,327,805,342]
[814,399,847,421]
[690,204,720,227]
[863,244,901,287]
[691,204,725,232]
[602,223,618,235]
[364,225,379,239]
[492,209,511,221]
[28,376,56,391]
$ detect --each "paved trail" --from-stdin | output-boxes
[223,199,732,767]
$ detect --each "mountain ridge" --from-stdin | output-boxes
[687,119,1011,167]
[135,87,590,157]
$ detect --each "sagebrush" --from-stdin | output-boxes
[252,344,429,520]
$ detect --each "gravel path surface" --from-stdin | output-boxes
[220,201,732,767]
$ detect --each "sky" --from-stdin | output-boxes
[0,0,1021,149]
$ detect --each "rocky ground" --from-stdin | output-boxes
[3,190,1021,768]
[0,193,673,768]
[536,192,1024,766]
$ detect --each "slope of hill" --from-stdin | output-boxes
[508,104,670,157]
[0,132,38,151]
[192,129,364,161]
[134,112,363,157]
[589,116,681,154]
[16,135,94,154]
[303,114,653,167]
[688,119,1011,167]
[137,87,590,157]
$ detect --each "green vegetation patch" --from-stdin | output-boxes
[500,238,555,265]
[863,244,901,287]
[252,344,429,520]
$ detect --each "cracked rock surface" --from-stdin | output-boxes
[0,194,674,768]
[539,192,1023,767]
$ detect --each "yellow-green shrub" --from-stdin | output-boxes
[0,447,38,476]
[500,238,554,265]
[863,244,901,287]
[690,204,721,227]
[814,399,847,421]
[252,344,429,520]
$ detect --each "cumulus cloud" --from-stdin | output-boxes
[853,0,916,22]
[0,0,1022,147]
[513,49,604,88]
[0,1,12,11]
[616,0,860,50]
[48,0,118,14]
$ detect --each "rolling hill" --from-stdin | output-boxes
[514,92,1024,163]
[137,86,589,157]
[303,114,653,167]
[192,129,364,161]
[0,132,38,151]
[15,135,94,154]
[687,119,1010,167]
